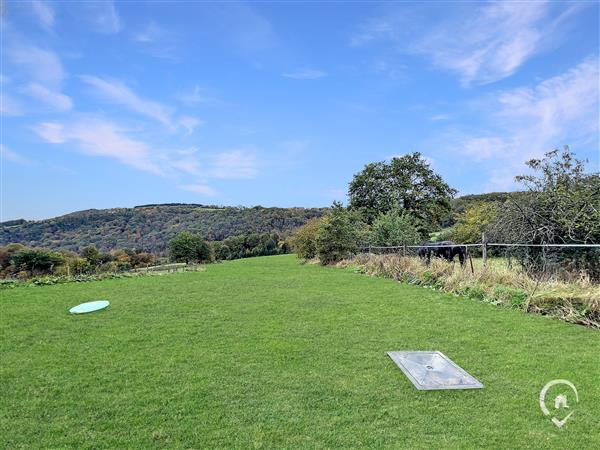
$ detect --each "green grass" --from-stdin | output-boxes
[1,255,599,449]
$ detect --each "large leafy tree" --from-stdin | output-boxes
[348,152,456,231]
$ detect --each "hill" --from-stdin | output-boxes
[1,204,326,253]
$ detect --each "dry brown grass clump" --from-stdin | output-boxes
[337,254,599,328]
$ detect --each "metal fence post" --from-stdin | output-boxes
[482,232,487,267]
[402,243,406,257]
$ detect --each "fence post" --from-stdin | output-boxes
[482,232,488,267]
[402,243,406,257]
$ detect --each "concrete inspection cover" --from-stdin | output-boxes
[69,300,110,314]
[387,351,483,390]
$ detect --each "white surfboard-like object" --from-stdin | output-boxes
[69,300,110,314]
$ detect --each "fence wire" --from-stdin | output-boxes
[358,243,600,282]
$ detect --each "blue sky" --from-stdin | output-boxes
[1,0,599,220]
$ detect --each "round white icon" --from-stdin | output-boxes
[539,379,578,428]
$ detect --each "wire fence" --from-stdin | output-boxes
[357,241,600,282]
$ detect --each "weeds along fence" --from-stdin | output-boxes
[358,240,600,283]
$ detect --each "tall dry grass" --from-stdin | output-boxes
[337,254,599,328]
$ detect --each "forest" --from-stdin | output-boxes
[1,205,325,253]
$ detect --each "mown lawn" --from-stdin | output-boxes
[1,255,599,449]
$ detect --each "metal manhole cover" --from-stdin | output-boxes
[387,351,483,390]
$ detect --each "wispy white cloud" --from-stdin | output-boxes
[133,21,166,43]
[80,1,121,34]
[1,144,33,165]
[80,75,175,129]
[177,85,208,105]
[178,184,217,196]
[453,56,599,189]
[209,150,258,179]
[31,117,261,185]
[8,44,65,88]
[352,1,588,85]
[213,2,276,53]
[178,116,204,134]
[132,21,178,60]
[169,158,201,176]
[21,83,73,111]
[282,68,326,80]
[430,114,451,122]
[33,119,163,175]
[29,0,54,30]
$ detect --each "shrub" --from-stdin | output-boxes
[451,202,497,244]
[316,202,364,265]
[289,218,321,259]
[212,241,230,261]
[80,245,101,266]
[11,249,64,275]
[371,209,422,246]
[168,232,212,263]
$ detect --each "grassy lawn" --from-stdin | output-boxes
[1,255,599,449]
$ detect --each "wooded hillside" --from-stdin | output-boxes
[1,204,326,254]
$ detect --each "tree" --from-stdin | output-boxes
[371,209,422,246]
[316,202,364,265]
[80,245,101,266]
[451,202,497,244]
[490,146,600,278]
[348,153,456,231]
[215,241,232,261]
[0,244,25,270]
[12,249,64,275]
[168,232,212,263]
[289,218,322,259]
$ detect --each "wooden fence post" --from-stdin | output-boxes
[482,232,488,267]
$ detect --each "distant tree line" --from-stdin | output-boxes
[1,230,291,280]
[0,243,156,279]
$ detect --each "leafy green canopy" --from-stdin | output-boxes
[451,202,498,244]
[492,147,600,245]
[12,249,64,274]
[371,208,422,246]
[348,152,456,231]
[289,218,322,259]
[316,202,367,265]
[490,146,600,279]
[168,232,211,263]
[213,232,285,260]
